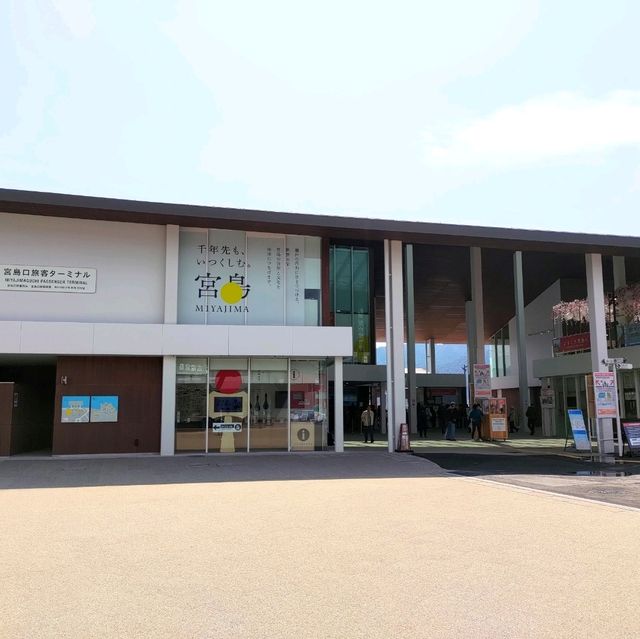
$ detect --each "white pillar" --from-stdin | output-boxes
[160,355,177,456]
[384,239,405,452]
[334,356,344,452]
[164,225,179,323]
[429,338,436,375]
[465,300,476,400]
[160,225,180,456]
[513,251,530,425]
[470,247,485,365]
[380,382,387,434]
[586,253,615,454]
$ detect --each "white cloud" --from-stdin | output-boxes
[425,91,640,167]
[51,0,96,38]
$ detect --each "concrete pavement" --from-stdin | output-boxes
[1,452,639,638]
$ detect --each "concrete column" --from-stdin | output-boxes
[470,247,485,365]
[405,244,417,435]
[160,225,180,456]
[384,241,394,452]
[384,239,405,452]
[164,225,179,323]
[334,356,344,452]
[430,338,436,375]
[160,355,177,455]
[465,300,476,399]
[513,251,530,425]
[380,382,387,434]
[585,253,615,454]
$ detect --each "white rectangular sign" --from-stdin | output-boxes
[1,265,96,293]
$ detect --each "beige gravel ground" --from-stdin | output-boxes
[1,453,638,639]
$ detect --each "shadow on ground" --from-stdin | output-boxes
[0,451,447,490]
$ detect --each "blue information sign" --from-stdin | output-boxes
[568,409,591,452]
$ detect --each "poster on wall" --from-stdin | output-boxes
[61,396,90,423]
[568,409,591,452]
[473,364,491,399]
[90,396,119,422]
[541,386,554,408]
[593,372,618,418]
[1,265,96,293]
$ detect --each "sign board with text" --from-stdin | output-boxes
[593,372,618,418]
[1,265,96,293]
[621,421,640,456]
[568,409,591,452]
[473,364,491,399]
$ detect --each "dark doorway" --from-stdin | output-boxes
[0,361,56,456]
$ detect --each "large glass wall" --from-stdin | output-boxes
[177,229,321,326]
[175,357,329,452]
[329,245,372,364]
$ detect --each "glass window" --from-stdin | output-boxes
[249,358,289,451]
[208,358,249,453]
[334,248,352,313]
[290,359,328,451]
[175,358,208,453]
[352,249,369,314]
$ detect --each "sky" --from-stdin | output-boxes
[2,0,640,235]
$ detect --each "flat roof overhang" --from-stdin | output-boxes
[2,188,640,256]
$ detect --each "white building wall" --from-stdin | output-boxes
[0,212,166,323]
[491,279,560,390]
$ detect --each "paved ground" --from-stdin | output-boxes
[1,452,639,638]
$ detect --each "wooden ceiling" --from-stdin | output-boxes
[372,244,639,343]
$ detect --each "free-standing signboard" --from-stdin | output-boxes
[489,415,508,441]
[593,372,618,418]
[621,421,640,457]
[567,409,591,452]
[473,364,491,399]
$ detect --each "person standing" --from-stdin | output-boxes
[444,402,458,441]
[469,403,484,441]
[526,403,538,436]
[361,405,375,443]
[417,403,427,438]
[508,407,519,433]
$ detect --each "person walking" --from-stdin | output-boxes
[417,403,427,438]
[361,404,375,443]
[469,403,484,441]
[444,402,458,441]
[526,403,538,436]
[508,407,519,433]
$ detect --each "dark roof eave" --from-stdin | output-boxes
[1,188,639,255]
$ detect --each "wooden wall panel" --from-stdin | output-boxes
[53,356,162,455]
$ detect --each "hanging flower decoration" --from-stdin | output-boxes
[616,283,640,323]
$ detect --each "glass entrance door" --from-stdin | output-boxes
[249,358,289,451]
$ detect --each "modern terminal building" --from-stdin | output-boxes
[1,188,639,457]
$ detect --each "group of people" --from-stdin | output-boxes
[359,400,541,444]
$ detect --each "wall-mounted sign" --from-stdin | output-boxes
[473,364,491,399]
[553,332,590,355]
[541,386,554,408]
[1,265,96,293]
[61,396,90,422]
[90,396,119,422]
[593,372,618,418]
[568,409,591,452]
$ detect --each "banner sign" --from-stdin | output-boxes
[553,332,590,355]
[568,409,591,452]
[1,265,96,293]
[622,421,640,456]
[593,372,618,418]
[473,364,491,399]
